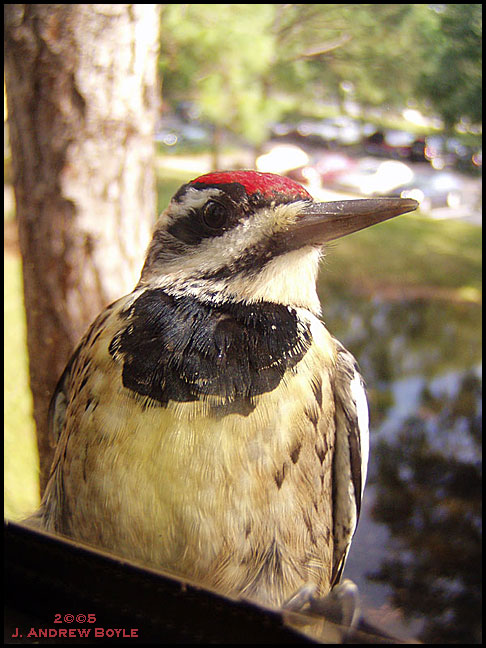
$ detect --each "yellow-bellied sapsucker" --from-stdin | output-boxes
[37,171,417,608]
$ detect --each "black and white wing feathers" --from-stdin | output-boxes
[331,340,369,586]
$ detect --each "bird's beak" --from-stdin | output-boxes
[288,197,418,246]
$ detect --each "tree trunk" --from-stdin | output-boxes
[4,4,160,494]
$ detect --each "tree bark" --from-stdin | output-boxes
[5,4,160,494]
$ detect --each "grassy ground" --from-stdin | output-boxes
[3,162,482,520]
[324,212,482,301]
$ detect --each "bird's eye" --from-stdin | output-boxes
[202,201,228,230]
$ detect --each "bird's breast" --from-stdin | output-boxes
[58,290,338,605]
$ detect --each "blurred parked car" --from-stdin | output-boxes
[363,129,426,162]
[312,152,358,184]
[392,171,464,212]
[256,144,310,174]
[285,151,357,187]
[271,117,364,149]
[333,158,414,196]
[424,135,482,173]
[314,117,362,146]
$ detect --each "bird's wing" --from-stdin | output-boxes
[330,340,369,586]
[48,345,81,448]
[41,342,85,518]
[47,297,122,452]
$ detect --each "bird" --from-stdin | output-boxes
[36,170,417,609]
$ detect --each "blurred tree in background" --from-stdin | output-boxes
[159,3,482,154]
[160,4,276,165]
[417,4,482,129]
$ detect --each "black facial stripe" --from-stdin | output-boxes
[166,210,226,246]
[199,236,283,281]
[168,192,244,246]
[109,289,312,413]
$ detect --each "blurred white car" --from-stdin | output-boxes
[335,158,414,196]
[256,144,309,174]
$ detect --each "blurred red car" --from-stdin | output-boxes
[286,152,357,187]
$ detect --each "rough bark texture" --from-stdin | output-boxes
[5,4,160,493]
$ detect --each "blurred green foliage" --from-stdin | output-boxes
[160,5,277,145]
[417,4,482,129]
[159,4,482,145]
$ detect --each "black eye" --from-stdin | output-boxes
[202,200,228,230]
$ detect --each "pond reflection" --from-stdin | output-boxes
[321,286,482,644]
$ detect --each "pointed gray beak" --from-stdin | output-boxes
[288,197,418,246]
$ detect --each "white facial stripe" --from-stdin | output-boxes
[150,188,224,233]
[350,371,369,493]
[169,187,224,217]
